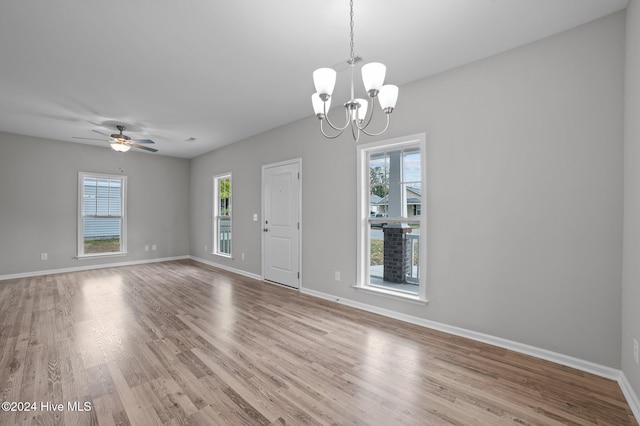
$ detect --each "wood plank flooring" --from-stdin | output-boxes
[0,260,636,425]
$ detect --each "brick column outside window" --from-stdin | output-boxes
[382,223,413,283]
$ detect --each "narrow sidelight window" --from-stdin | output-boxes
[213,173,232,256]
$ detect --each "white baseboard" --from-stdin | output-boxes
[0,255,190,281]
[620,372,640,422]
[300,287,639,421]
[189,256,263,281]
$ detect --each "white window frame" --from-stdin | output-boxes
[213,172,232,257]
[356,133,427,303]
[77,172,127,258]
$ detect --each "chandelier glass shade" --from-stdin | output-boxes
[311,0,398,141]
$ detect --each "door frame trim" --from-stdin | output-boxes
[261,158,302,290]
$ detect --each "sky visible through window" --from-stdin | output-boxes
[369,148,421,186]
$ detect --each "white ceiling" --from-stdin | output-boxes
[0,0,628,158]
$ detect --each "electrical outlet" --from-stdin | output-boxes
[152,244,157,251]
[204,245,207,252]
[241,252,245,260]
[40,253,48,261]
[335,271,341,281]
[634,339,639,364]
[144,245,149,251]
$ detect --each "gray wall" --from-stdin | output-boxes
[190,11,625,368]
[0,132,190,275]
[624,0,640,399]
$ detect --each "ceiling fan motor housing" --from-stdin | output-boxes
[111,125,131,141]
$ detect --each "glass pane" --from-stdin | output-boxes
[80,178,123,217]
[369,185,388,218]
[374,147,423,220]
[369,152,388,187]
[218,217,232,254]
[367,222,419,295]
[369,223,384,280]
[218,178,230,215]
[96,198,109,215]
[110,179,122,193]
[83,177,96,193]
[403,147,421,184]
[109,180,122,215]
[83,197,96,215]
[83,217,121,254]
[109,196,121,216]
[404,184,422,218]
[83,178,96,215]
[96,179,109,198]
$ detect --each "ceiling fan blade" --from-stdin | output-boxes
[72,137,107,141]
[130,143,158,153]
[92,129,112,138]
[132,139,155,144]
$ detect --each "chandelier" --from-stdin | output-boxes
[311,0,398,141]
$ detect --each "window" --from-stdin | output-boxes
[357,134,426,301]
[213,173,232,256]
[78,172,127,257]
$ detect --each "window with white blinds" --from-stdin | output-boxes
[78,172,127,257]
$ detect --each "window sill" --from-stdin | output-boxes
[76,252,128,260]
[211,252,232,259]
[352,285,428,305]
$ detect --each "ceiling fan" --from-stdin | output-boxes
[73,125,158,153]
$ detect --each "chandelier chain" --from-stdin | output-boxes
[349,0,355,63]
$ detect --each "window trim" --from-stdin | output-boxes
[213,172,232,258]
[356,133,427,302]
[77,172,127,258]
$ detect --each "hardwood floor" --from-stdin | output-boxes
[0,260,636,425]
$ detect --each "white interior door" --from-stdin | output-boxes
[262,160,301,288]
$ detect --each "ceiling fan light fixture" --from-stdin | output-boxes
[111,142,131,152]
[74,125,158,153]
